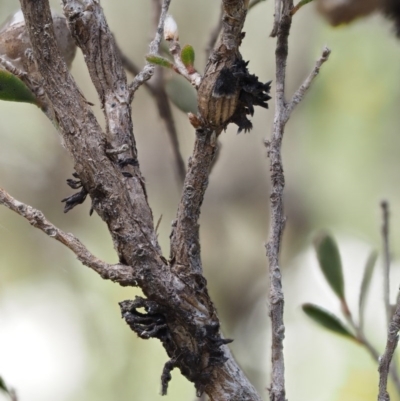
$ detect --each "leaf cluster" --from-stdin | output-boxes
[303,232,377,341]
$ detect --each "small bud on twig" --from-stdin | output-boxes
[164,14,179,41]
[188,112,202,129]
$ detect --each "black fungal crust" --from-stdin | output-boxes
[213,67,239,98]
[198,57,271,134]
[120,296,233,396]
[62,172,88,213]
[229,59,271,133]
[117,157,139,168]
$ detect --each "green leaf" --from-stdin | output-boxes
[145,54,173,69]
[0,69,37,104]
[0,376,9,393]
[302,303,357,340]
[180,45,195,69]
[295,0,314,7]
[249,0,266,9]
[165,76,198,114]
[314,232,345,300]
[358,250,378,329]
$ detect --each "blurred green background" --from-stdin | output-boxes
[1,1,400,400]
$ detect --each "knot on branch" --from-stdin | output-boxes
[120,296,233,395]
[270,162,285,190]
[120,296,168,340]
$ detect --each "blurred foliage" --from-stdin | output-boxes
[302,303,356,339]
[0,71,37,105]
[0,377,8,393]
[314,232,345,300]
[0,1,400,401]
[359,250,378,330]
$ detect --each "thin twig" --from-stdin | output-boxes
[207,0,266,58]
[382,200,391,326]
[265,1,330,401]
[290,0,315,15]
[265,6,292,401]
[0,187,138,286]
[286,47,331,115]
[166,38,202,88]
[270,0,282,37]
[119,48,186,184]
[117,4,186,185]
[378,301,400,401]
[129,0,171,96]
[380,200,400,396]
[150,0,186,184]
[344,307,400,394]
[153,89,186,184]
[117,39,186,185]
[206,5,223,58]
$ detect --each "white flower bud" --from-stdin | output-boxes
[164,14,179,41]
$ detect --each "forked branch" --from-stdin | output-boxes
[15,0,264,399]
[266,1,330,401]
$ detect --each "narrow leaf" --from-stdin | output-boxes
[295,0,315,8]
[145,55,173,69]
[0,69,37,104]
[358,250,378,329]
[249,0,266,9]
[180,45,195,69]
[314,232,345,300]
[302,303,357,340]
[0,376,9,393]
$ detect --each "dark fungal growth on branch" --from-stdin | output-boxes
[198,56,271,134]
[120,296,234,396]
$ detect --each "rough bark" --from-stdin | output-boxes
[17,0,262,399]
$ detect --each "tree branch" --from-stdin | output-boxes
[344,306,400,395]
[266,2,330,401]
[381,200,392,326]
[0,187,137,286]
[171,0,254,276]
[271,0,282,37]
[129,0,171,96]
[18,0,263,399]
[378,301,400,401]
[286,46,331,115]
[149,0,186,185]
[169,128,217,275]
[206,5,223,58]
[116,6,186,186]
